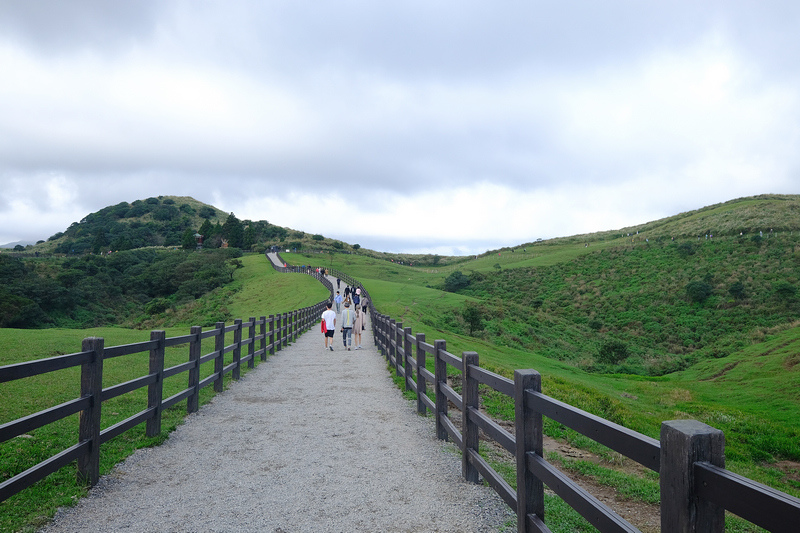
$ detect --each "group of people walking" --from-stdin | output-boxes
[320,282,369,351]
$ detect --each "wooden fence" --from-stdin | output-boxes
[0,292,331,504]
[370,311,800,532]
[5,255,800,532]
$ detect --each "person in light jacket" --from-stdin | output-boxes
[353,307,365,350]
[340,302,355,350]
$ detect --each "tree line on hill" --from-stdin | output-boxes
[47,197,289,254]
[0,247,243,329]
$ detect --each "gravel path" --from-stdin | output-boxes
[40,300,514,532]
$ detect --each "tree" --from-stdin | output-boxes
[352,244,361,250]
[222,213,244,248]
[199,206,216,219]
[686,280,713,303]
[461,303,484,335]
[181,228,196,251]
[444,271,470,292]
[312,234,324,241]
[243,226,255,249]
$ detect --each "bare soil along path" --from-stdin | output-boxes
[40,313,513,532]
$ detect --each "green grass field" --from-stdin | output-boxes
[0,255,329,532]
[3,194,800,532]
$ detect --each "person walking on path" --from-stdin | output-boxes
[353,307,364,349]
[334,291,343,312]
[336,277,341,289]
[343,286,350,299]
[340,301,355,350]
[321,302,336,351]
[360,295,369,315]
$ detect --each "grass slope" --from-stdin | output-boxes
[0,255,329,532]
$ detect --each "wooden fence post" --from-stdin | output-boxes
[214,321,225,393]
[293,310,299,341]
[248,317,256,368]
[232,319,242,380]
[260,316,267,361]
[78,336,104,487]
[462,351,480,483]
[389,319,397,365]
[415,333,426,415]
[515,369,544,532]
[403,327,413,392]
[269,315,275,356]
[282,313,288,348]
[187,326,202,413]
[660,420,725,533]
[434,339,448,442]
[146,330,166,438]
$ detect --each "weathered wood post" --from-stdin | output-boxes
[415,333,426,415]
[434,339,448,442]
[247,317,256,368]
[389,319,397,365]
[293,310,299,341]
[660,420,725,533]
[232,319,242,380]
[214,321,225,392]
[269,315,275,356]
[282,312,288,348]
[515,369,545,532]
[146,330,166,437]
[187,325,202,413]
[462,351,480,483]
[403,326,413,392]
[78,336,104,486]
[259,316,267,362]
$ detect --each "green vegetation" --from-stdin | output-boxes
[0,248,245,329]
[0,255,328,532]
[3,194,799,532]
[282,194,800,529]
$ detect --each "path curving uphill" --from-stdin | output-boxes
[40,266,513,532]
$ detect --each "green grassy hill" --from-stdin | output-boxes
[283,194,800,503]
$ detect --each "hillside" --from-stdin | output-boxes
[282,194,800,379]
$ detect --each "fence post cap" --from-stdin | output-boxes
[662,419,723,437]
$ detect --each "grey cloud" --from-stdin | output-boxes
[0,0,162,55]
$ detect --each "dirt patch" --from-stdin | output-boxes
[775,460,800,483]
[701,361,739,381]
[785,352,800,370]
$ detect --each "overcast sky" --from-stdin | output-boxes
[1,1,798,254]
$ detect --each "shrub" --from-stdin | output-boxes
[597,340,629,364]
[728,281,746,300]
[774,282,797,301]
[311,234,324,241]
[676,242,696,256]
[444,271,470,292]
[686,280,713,303]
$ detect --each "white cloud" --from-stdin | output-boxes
[0,3,798,251]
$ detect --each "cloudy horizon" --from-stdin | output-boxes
[1,1,798,255]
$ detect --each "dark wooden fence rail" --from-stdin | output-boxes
[0,284,332,503]
[370,309,800,532]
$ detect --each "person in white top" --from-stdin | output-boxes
[321,302,337,351]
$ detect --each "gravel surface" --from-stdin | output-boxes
[40,308,515,532]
